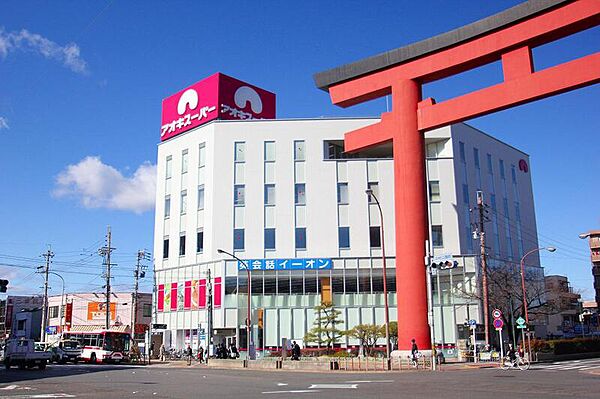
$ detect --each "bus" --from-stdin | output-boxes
[63,330,130,364]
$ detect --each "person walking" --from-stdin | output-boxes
[186,344,193,366]
[159,344,166,362]
[410,338,419,363]
[198,346,204,363]
[292,341,301,361]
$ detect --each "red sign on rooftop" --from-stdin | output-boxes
[160,73,276,141]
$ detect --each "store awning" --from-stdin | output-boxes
[68,325,131,333]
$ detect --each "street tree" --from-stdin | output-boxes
[344,324,384,356]
[389,321,398,350]
[303,302,343,350]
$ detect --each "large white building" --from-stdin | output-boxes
[153,115,541,357]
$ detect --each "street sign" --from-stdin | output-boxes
[493,318,504,330]
[516,324,527,329]
[152,323,167,330]
[468,319,477,327]
[516,317,526,326]
[492,309,502,319]
[239,258,332,271]
[432,254,453,263]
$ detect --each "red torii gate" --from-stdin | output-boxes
[315,0,600,351]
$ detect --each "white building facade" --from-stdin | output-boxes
[153,117,541,356]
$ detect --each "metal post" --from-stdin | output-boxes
[477,191,490,347]
[366,189,390,368]
[207,268,212,363]
[40,246,54,343]
[499,329,504,360]
[48,272,64,341]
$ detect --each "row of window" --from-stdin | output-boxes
[226,269,397,295]
[165,144,206,179]
[163,231,204,258]
[163,224,443,257]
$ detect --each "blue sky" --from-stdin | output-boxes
[0,1,598,300]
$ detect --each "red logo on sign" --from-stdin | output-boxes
[161,73,276,141]
[518,159,528,173]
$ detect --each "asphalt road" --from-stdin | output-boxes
[0,361,599,399]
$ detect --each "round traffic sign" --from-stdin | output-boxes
[492,309,502,319]
[493,318,504,329]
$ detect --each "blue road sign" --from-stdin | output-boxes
[468,319,477,327]
[238,258,332,271]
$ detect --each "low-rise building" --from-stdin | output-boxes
[0,295,43,339]
[45,292,152,343]
[541,275,581,338]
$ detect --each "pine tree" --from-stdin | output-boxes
[303,302,342,350]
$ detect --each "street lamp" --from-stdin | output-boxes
[520,247,556,325]
[217,248,254,360]
[365,189,391,365]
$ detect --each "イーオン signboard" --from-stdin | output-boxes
[160,73,276,141]
[87,302,117,321]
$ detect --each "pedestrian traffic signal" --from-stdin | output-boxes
[0,279,8,293]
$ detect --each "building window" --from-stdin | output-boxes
[234,185,245,206]
[180,190,187,214]
[166,156,172,179]
[459,142,466,163]
[295,183,306,205]
[234,229,245,250]
[164,196,171,218]
[429,181,440,202]
[369,226,381,248]
[432,225,443,247]
[199,143,206,167]
[294,141,305,161]
[337,183,348,204]
[499,159,505,179]
[179,234,186,256]
[142,304,152,317]
[265,141,275,162]
[295,227,306,250]
[163,238,169,259]
[182,149,188,174]
[473,148,480,169]
[264,228,275,250]
[196,230,204,253]
[367,182,379,203]
[48,306,59,319]
[487,154,493,174]
[264,184,275,205]
[511,165,517,183]
[198,185,205,210]
[234,142,245,162]
[338,227,350,249]
[462,184,469,205]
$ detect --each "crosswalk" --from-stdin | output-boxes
[533,358,600,372]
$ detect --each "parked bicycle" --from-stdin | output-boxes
[500,353,530,371]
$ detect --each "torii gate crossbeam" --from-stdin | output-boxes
[314,0,599,351]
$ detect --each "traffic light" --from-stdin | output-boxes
[431,260,459,270]
[0,279,8,293]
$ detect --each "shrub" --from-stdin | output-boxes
[552,338,600,355]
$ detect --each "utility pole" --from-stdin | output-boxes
[40,246,54,342]
[132,250,150,342]
[98,226,115,331]
[476,191,490,346]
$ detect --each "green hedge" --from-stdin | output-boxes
[539,338,600,355]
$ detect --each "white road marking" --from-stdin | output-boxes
[345,380,394,383]
[0,394,75,399]
[263,390,321,394]
[308,384,357,389]
[534,359,600,372]
[276,383,288,386]
[0,387,18,391]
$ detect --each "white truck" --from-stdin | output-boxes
[3,339,51,370]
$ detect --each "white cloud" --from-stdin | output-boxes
[0,27,88,74]
[53,156,156,214]
[0,116,8,130]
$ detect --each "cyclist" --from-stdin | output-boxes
[506,343,517,365]
[410,338,419,363]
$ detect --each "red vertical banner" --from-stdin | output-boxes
[199,279,206,309]
[171,282,178,311]
[214,277,222,308]
[158,284,164,312]
[191,280,199,310]
[65,303,73,328]
[184,281,192,310]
